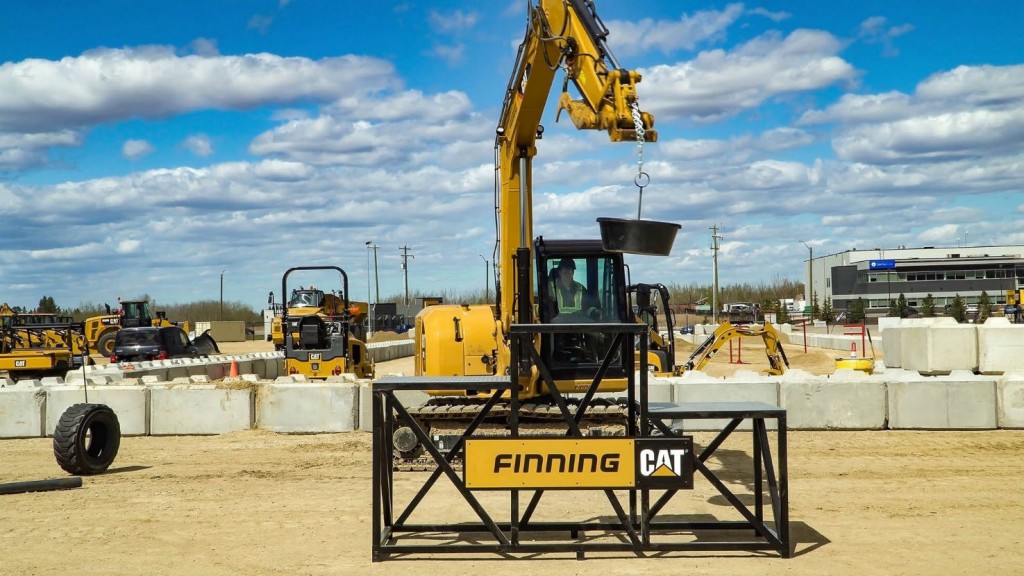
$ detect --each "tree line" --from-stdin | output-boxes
[11,295,261,324]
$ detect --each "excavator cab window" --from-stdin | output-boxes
[537,252,626,377]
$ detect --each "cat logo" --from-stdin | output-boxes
[518,64,531,97]
[463,437,694,490]
[15,360,26,367]
[309,353,321,360]
[634,438,694,489]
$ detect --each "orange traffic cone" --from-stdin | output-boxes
[229,359,239,378]
[849,342,858,358]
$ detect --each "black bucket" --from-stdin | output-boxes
[597,217,680,256]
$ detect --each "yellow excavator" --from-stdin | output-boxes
[629,284,788,377]
[398,0,666,465]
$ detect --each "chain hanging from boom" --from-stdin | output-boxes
[630,100,650,219]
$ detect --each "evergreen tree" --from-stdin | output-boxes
[949,294,967,322]
[811,292,820,321]
[37,296,59,313]
[978,291,992,322]
[921,294,936,317]
[821,296,834,323]
[896,293,911,318]
[848,298,866,323]
[776,301,790,323]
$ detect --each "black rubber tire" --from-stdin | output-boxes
[52,403,121,476]
[96,331,117,357]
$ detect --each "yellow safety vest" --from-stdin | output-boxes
[552,281,583,314]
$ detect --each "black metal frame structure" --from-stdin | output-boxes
[371,322,790,560]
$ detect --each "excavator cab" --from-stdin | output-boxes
[534,239,629,383]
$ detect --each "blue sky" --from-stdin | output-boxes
[2,0,1023,312]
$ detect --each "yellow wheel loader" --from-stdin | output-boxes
[82,299,190,357]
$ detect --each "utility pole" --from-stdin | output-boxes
[480,254,490,302]
[799,241,813,313]
[219,269,225,321]
[400,245,415,307]
[365,241,375,338]
[710,225,722,324]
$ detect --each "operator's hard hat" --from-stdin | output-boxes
[556,259,576,270]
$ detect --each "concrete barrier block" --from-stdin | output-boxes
[265,358,282,380]
[996,373,1024,428]
[165,364,190,380]
[150,385,253,435]
[256,383,358,433]
[358,383,372,432]
[0,388,46,438]
[902,322,977,374]
[670,377,779,431]
[887,375,996,429]
[780,376,887,429]
[45,386,149,436]
[979,318,1024,374]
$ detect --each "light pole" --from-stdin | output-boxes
[480,254,490,302]
[219,269,225,321]
[365,241,375,338]
[799,241,812,315]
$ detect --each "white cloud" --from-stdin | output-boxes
[122,139,154,160]
[0,129,82,172]
[116,239,141,254]
[248,14,273,34]
[858,16,914,57]
[428,43,466,66]
[0,48,398,133]
[183,134,214,157]
[427,9,479,34]
[800,64,1024,164]
[641,30,857,122]
[607,4,745,55]
[249,90,488,166]
[184,38,219,57]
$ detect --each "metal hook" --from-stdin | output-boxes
[634,171,649,219]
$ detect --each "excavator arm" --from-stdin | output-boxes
[495,0,656,337]
[682,321,790,376]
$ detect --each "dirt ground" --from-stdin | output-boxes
[3,338,1021,575]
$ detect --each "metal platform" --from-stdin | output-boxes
[371,322,790,560]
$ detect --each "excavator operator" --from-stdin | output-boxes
[549,259,601,322]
